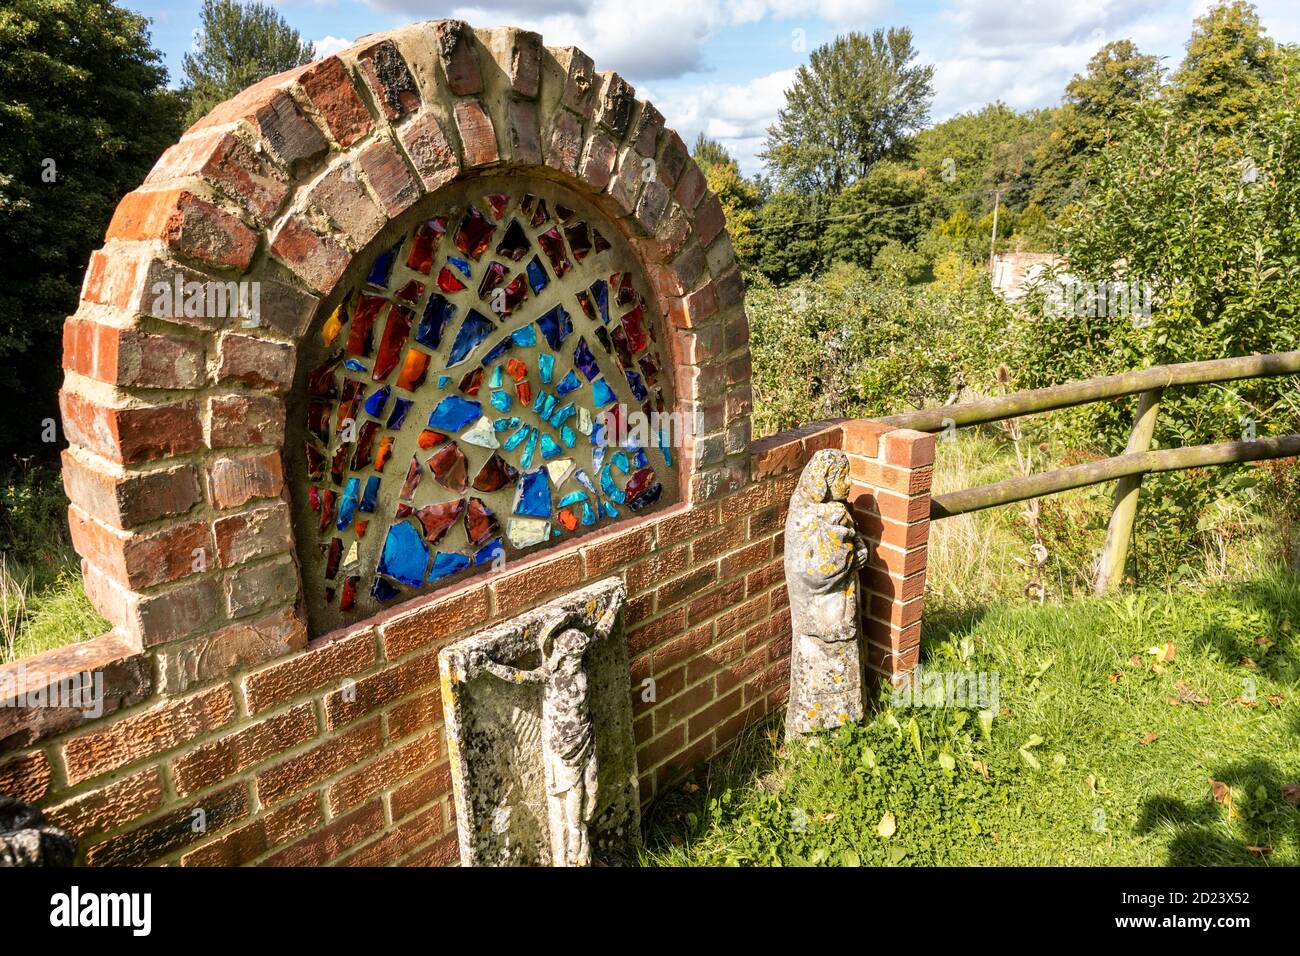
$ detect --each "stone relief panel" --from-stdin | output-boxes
[437,577,638,866]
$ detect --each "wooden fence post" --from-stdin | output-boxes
[1094,387,1162,593]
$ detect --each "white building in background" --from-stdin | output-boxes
[991,252,1063,302]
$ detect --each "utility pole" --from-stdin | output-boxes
[989,189,1001,272]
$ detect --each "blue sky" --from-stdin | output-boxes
[128,0,1300,175]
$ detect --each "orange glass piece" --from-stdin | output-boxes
[396,349,431,391]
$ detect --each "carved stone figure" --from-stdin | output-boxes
[784,448,865,738]
[439,578,640,866]
[475,600,616,867]
[0,794,76,867]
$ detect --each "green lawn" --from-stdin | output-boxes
[641,574,1300,866]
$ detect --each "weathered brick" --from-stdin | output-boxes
[213,502,293,567]
[398,110,459,192]
[379,585,489,659]
[206,394,285,448]
[216,332,294,393]
[156,606,307,694]
[296,56,373,147]
[84,782,249,866]
[61,451,201,531]
[327,732,438,814]
[0,750,51,803]
[105,188,257,271]
[208,452,284,510]
[260,800,383,867]
[63,318,206,390]
[41,766,163,840]
[67,507,210,591]
[242,629,376,715]
[172,703,318,797]
[357,136,420,217]
[60,391,202,465]
[256,718,382,805]
[181,790,321,866]
[454,99,499,167]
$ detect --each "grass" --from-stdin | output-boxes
[640,433,1300,867]
[1,459,106,664]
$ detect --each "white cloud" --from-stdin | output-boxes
[311,35,354,58]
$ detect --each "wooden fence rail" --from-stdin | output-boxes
[877,352,1300,594]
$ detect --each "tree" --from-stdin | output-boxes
[691,133,733,170]
[1171,1,1276,139]
[761,28,934,194]
[823,161,934,269]
[0,0,184,457]
[691,134,761,267]
[752,190,830,282]
[1031,40,1161,211]
[182,0,316,125]
[913,103,1049,217]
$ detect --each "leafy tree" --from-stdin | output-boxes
[691,133,733,170]
[1171,0,1276,139]
[1031,40,1161,211]
[182,0,316,125]
[0,0,184,456]
[692,134,761,267]
[913,103,1048,217]
[752,190,829,282]
[823,161,934,269]
[762,28,933,194]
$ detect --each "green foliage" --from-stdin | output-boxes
[1171,0,1278,141]
[823,161,934,269]
[692,137,762,269]
[181,0,315,125]
[762,28,933,194]
[0,0,183,456]
[913,103,1050,216]
[751,189,830,283]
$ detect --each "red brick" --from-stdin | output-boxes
[398,110,459,192]
[628,607,686,658]
[380,585,490,659]
[655,679,715,733]
[454,100,499,167]
[269,213,352,294]
[243,628,377,714]
[691,520,747,563]
[105,188,256,271]
[688,686,743,740]
[61,451,201,531]
[339,805,444,867]
[883,429,936,468]
[208,452,284,510]
[260,801,383,867]
[390,762,452,820]
[686,578,745,627]
[358,136,420,217]
[626,544,689,595]
[324,650,438,730]
[42,766,163,840]
[67,507,211,590]
[296,56,372,147]
[843,419,890,457]
[216,332,294,393]
[181,790,321,866]
[401,829,459,867]
[85,782,249,866]
[62,685,236,786]
[60,390,202,465]
[849,457,934,496]
[637,724,685,770]
[172,703,318,797]
[256,718,382,805]
[490,552,582,618]
[656,564,717,611]
[0,751,51,804]
[222,555,298,619]
[156,606,306,694]
[327,732,439,814]
[206,394,285,448]
[63,318,206,389]
[146,127,289,224]
[581,525,654,578]
[385,688,443,743]
[356,40,420,120]
[213,501,293,568]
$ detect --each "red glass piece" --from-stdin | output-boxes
[355,520,369,539]
[592,228,611,253]
[305,442,325,480]
[453,205,496,259]
[530,198,550,227]
[395,278,425,303]
[325,537,343,579]
[396,349,431,391]
[556,204,576,222]
[496,275,528,317]
[347,295,387,356]
[459,366,483,395]
[398,456,422,501]
[638,354,659,386]
[330,444,351,485]
[308,351,341,398]
[437,266,467,293]
[351,420,380,470]
[537,227,571,277]
[336,378,366,432]
[620,305,648,354]
[318,489,336,532]
[427,442,469,492]
[575,290,597,322]
[504,357,528,382]
[565,221,592,261]
[471,452,519,493]
[515,379,532,404]
[340,576,358,611]
[372,305,414,382]
[615,271,636,306]
[308,402,331,444]
[418,429,448,449]
[406,219,443,275]
[415,499,465,545]
[477,261,509,299]
[625,466,655,500]
[309,486,322,512]
[557,507,579,532]
[393,502,413,520]
[484,193,511,219]
[495,220,530,261]
[464,497,499,547]
[610,326,634,369]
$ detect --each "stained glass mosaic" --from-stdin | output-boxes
[292,180,678,632]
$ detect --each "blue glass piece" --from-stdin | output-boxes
[480,338,512,367]
[558,490,587,508]
[360,475,380,513]
[378,521,428,587]
[490,390,512,412]
[538,353,555,384]
[601,463,627,504]
[427,395,481,432]
[448,310,495,367]
[493,417,513,432]
[549,402,575,429]
[540,433,562,460]
[438,375,450,388]
[363,385,390,418]
[612,450,631,473]
[574,338,599,381]
[580,500,596,526]
[343,359,367,373]
[531,390,547,414]
[592,438,605,473]
[503,423,530,452]
[513,469,552,517]
[473,538,504,566]
[601,499,619,519]
[490,365,504,388]
[336,477,360,531]
[416,295,457,350]
[371,576,402,602]
[659,432,674,467]
[535,305,573,350]
[428,551,471,583]
[448,256,472,278]
[591,420,606,450]
[525,255,549,295]
[591,377,617,408]
[539,393,557,420]
[367,241,401,288]
[555,370,581,397]
[521,428,538,469]
[632,448,649,469]
[387,398,413,430]
[591,279,610,324]
[625,369,648,401]
[561,425,576,448]
[575,469,596,496]
[511,324,537,348]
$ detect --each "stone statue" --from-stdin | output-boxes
[784,448,865,739]
[0,794,76,867]
[474,600,617,866]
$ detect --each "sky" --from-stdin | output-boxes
[128,0,1300,176]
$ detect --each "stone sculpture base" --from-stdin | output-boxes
[438,577,639,866]
[785,633,865,738]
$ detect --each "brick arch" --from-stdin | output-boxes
[60,19,749,654]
